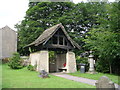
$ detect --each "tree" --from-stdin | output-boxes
[16,1,120,74]
[16,2,105,55]
[84,2,120,74]
[16,2,75,55]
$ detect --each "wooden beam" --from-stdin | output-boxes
[45,44,74,50]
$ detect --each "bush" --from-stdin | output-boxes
[95,60,109,73]
[8,52,23,69]
[27,65,36,71]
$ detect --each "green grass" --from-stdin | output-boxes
[69,71,119,84]
[2,64,95,88]
[0,61,2,89]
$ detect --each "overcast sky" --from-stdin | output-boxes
[0,0,114,30]
[0,0,29,30]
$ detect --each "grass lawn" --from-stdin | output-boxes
[2,64,95,88]
[69,71,119,84]
[0,62,2,89]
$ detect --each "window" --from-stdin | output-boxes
[52,36,57,44]
[49,38,53,44]
[59,37,63,45]
[65,39,67,46]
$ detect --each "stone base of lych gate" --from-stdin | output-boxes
[29,50,49,72]
[56,51,77,73]
[29,50,77,73]
[66,51,77,73]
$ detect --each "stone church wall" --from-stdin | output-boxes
[0,26,17,59]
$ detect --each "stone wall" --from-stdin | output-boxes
[29,52,39,66]
[0,30,2,59]
[38,50,49,72]
[29,51,77,73]
[66,51,77,73]
[0,26,17,59]
[30,50,49,72]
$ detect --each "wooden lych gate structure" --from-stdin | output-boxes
[26,23,80,73]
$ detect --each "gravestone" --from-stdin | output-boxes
[95,76,115,90]
[87,51,96,74]
[39,70,49,78]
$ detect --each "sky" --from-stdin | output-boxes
[0,0,115,31]
[0,0,29,30]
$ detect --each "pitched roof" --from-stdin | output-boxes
[0,25,16,32]
[26,23,80,49]
[0,25,17,34]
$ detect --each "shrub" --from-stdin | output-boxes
[8,52,23,69]
[95,60,109,73]
[27,65,36,71]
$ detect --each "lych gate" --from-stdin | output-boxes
[26,23,80,73]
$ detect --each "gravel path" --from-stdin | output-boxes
[51,73,120,89]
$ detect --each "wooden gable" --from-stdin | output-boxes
[44,27,74,50]
[26,23,80,51]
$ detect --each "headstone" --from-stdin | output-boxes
[88,51,96,74]
[39,70,49,78]
[95,76,115,90]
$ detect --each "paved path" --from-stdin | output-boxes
[51,73,120,89]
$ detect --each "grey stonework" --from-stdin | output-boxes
[88,54,95,73]
[29,51,77,73]
[38,50,49,72]
[0,30,2,59]
[66,51,77,73]
[95,76,115,89]
[0,26,17,59]
[88,51,96,74]
[30,50,49,72]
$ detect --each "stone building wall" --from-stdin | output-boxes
[0,30,2,59]
[0,26,17,59]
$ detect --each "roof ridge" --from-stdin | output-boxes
[0,25,16,32]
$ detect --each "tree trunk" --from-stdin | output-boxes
[109,62,112,74]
